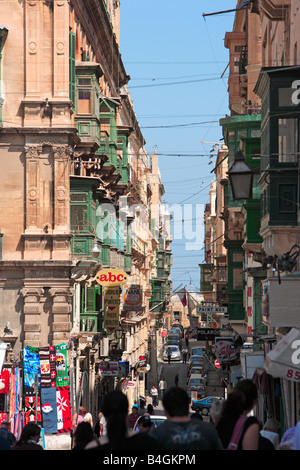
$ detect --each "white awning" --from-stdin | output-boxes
[264,328,300,382]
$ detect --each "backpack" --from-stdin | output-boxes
[227,415,247,450]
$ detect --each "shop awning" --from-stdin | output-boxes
[264,328,300,382]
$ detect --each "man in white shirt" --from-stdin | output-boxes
[100,414,107,436]
[158,378,167,400]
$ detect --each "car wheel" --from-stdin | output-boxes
[201,407,209,416]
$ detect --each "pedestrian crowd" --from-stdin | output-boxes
[2,379,300,450]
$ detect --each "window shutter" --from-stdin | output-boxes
[85,286,95,311]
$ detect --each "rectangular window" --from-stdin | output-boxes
[70,205,87,230]
[278,118,298,162]
[233,268,243,290]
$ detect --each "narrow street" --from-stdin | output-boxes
[150,337,225,417]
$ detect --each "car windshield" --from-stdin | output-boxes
[192,348,205,355]
[190,379,203,385]
[167,346,179,351]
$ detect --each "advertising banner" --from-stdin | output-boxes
[215,337,238,363]
[123,284,143,311]
[104,287,120,331]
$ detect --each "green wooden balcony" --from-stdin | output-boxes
[80,310,104,333]
[71,234,102,261]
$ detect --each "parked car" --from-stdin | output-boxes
[187,374,206,398]
[163,345,181,362]
[168,329,181,339]
[187,365,206,381]
[191,347,206,356]
[133,415,167,432]
[191,396,224,415]
[188,355,205,369]
[166,338,182,349]
[171,324,184,337]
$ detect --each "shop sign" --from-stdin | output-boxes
[215,337,238,363]
[136,355,149,373]
[98,361,118,376]
[122,284,143,311]
[197,328,221,341]
[104,287,120,331]
[96,268,128,287]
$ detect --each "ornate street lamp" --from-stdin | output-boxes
[228,150,254,200]
[115,325,125,340]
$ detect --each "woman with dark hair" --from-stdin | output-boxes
[216,379,260,450]
[85,390,158,450]
[72,421,96,450]
[11,423,43,451]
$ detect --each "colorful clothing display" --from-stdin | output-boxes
[23,346,40,389]
[55,343,69,387]
[24,389,41,424]
[39,346,56,388]
[0,369,10,394]
[41,387,58,434]
[56,386,72,434]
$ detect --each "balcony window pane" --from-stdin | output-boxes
[78,90,91,114]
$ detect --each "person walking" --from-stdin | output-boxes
[128,404,140,430]
[215,379,260,450]
[159,378,167,400]
[72,421,96,450]
[151,385,158,407]
[185,332,189,347]
[11,423,43,451]
[174,373,179,387]
[149,387,223,450]
[182,347,188,363]
[260,418,280,449]
[167,347,172,364]
[85,390,158,450]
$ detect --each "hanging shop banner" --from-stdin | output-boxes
[104,287,120,331]
[39,346,56,388]
[55,343,69,387]
[24,389,42,424]
[23,346,41,389]
[0,341,7,371]
[41,387,58,434]
[96,268,128,287]
[99,361,119,376]
[215,337,238,363]
[136,355,149,373]
[56,386,72,434]
[197,328,221,341]
[0,369,10,394]
[122,285,143,311]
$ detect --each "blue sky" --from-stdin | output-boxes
[120,1,237,293]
